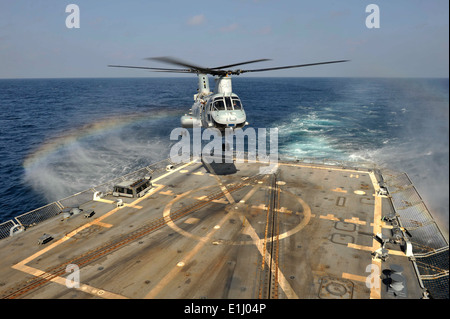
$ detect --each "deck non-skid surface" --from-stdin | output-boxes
[0,160,422,299]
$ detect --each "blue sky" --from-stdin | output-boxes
[0,0,448,78]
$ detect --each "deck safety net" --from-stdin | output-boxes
[384,171,449,299]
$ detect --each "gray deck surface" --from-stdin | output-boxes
[0,159,425,299]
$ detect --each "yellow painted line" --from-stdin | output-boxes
[184,217,200,225]
[368,171,382,299]
[194,195,229,204]
[152,161,197,183]
[344,217,366,225]
[95,198,142,209]
[278,207,293,214]
[342,272,367,283]
[388,249,407,256]
[159,189,175,196]
[94,198,115,204]
[370,222,393,229]
[251,204,268,210]
[212,198,229,204]
[92,221,113,228]
[240,215,299,299]
[320,214,340,221]
[368,172,380,193]
[348,243,372,252]
[348,243,406,257]
[12,264,127,299]
[331,187,347,193]
[122,203,143,209]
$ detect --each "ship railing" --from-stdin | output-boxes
[383,171,449,299]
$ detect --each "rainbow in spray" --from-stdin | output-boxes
[23,109,180,169]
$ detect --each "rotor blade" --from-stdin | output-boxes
[144,56,210,72]
[211,58,272,70]
[108,64,192,72]
[238,60,350,74]
[149,70,192,73]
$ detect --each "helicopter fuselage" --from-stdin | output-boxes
[181,74,248,131]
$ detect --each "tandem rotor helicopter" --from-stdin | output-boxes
[108,57,348,131]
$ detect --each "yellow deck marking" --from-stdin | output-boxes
[218,183,235,204]
[370,221,393,229]
[160,189,175,196]
[251,204,268,210]
[331,187,347,193]
[184,217,200,225]
[92,221,113,228]
[342,273,367,283]
[340,172,385,299]
[344,217,366,225]
[320,214,340,221]
[94,198,142,209]
[152,161,197,183]
[347,243,372,252]
[348,243,406,256]
[240,215,299,299]
[278,207,293,214]
[11,162,195,299]
[387,249,407,256]
[144,207,233,299]
[370,189,382,299]
[94,198,115,204]
[122,203,143,209]
[12,264,127,299]
[194,195,228,204]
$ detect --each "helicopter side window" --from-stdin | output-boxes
[225,97,233,110]
[213,98,225,111]
[232,98,242,110]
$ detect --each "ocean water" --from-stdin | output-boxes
[0,77,448,232]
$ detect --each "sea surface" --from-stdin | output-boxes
[0,77,448,232]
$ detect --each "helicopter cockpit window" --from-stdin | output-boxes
[213,98,225,111]
[232,98,242,110]
[225,97,233,110]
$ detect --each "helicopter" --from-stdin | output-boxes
[108,57,349,132]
